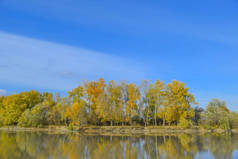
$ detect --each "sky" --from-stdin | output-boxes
[0,0,238,110]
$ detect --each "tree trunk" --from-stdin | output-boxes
[154,111,157,126]
[146,111,149,126]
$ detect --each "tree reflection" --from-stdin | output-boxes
[0,131,237,159]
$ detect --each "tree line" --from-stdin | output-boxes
[0,78,237,129]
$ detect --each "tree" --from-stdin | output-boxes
[119,81,129,125]
[146,80,165,126]
[139,80,150,126]
[0,96,5,126]
[202,99,231,130]
[230,112,238,129]
[125,83,140,125]
[163,80,196,126]
[42,92,55,108]
[47,96,68,125]
[64,101,87,126]
[192,106,204,125]
[67,86,84,103]
[18,103,47,127]
[85,78,106,125]
[64,84,88,126]
[103,80,124,126]
[0,91,42,125]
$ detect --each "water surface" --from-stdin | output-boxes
[0,130,238,159]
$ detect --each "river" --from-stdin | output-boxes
[0,130,238,159]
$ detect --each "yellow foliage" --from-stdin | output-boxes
[65,100,87,126]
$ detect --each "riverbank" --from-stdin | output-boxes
[0,126,237,135]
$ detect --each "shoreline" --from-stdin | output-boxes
[0,126,237,135]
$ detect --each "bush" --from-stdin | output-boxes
[68,123,74,130]
[178,118,193,128]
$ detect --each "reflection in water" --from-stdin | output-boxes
[0,131,238,159]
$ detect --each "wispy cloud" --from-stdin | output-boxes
[2,0,238,45]
[0,32,147,91]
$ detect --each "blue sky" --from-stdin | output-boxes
[0,0,238,110]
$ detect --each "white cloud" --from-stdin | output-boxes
[0,32,147,91]
[0,89,7,96]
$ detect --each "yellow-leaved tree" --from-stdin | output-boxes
[102,80,124,126]
[65,84,88,126]
[64,100,87,126]
[146,80,165,126]
[163,80,196,127]
[85,78,106,125]
[126,83,140,125]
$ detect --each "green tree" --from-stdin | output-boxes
[18,103,47,127]
[202,99,231,130]
[230,112,238,129]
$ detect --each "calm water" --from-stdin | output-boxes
[0,131,238,159]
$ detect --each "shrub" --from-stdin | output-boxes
[68,123,74,130]
[178,118,193,128]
